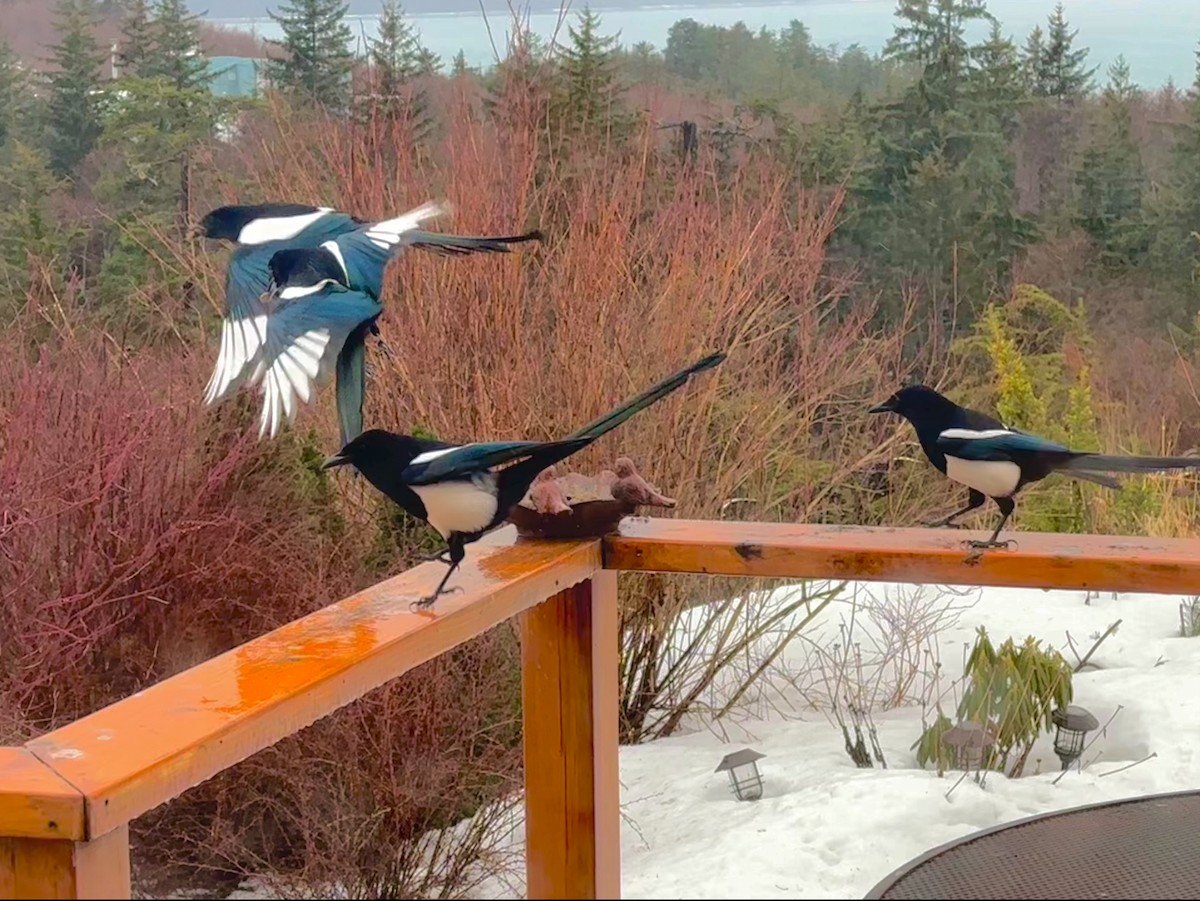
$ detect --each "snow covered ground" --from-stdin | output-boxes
[228,579,1200,900]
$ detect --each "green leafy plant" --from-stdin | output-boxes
[915,627,1073,777]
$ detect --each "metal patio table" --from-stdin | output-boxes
[865,789,1200,899]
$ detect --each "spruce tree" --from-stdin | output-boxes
[551,7,628,139]
[368,0,433,130]
[1021,25,1046,95]
[119,0,156,77]
[1074,55,1146,269]
[149,0,209,92]
[1147,43,1200,312]
[884,0,992,89]
[971,21,1025,137]
[0,39,26,150]
[1037,3,1095,101]
[266,0,355,110]
[450,49,473,78]
[45,0,106,176]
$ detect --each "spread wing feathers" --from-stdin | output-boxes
[403,438,593,486]
[253,287,383,439]
[203,245,273,406]
[936,429,1072,461]
[568,352,727,442]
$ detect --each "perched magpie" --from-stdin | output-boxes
[193,201,542,436]
[870,384,1200,548]
[321,351,727,606]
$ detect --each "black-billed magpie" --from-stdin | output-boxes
[320,351,727,607]
[194,201,543,437]
[870,384,1200,548]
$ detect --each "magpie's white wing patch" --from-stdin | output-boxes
[412,445,465,466]
[321,240,350,281]
[364,200,451,250]
[938,428,1017,440]
[238,208,334,245]
[278,279,340,301]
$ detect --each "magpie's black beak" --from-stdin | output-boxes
[869,399,895,414]
[321,452,350,470]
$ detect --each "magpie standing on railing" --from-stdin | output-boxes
[193,201,543,437]
[869,384,1200,549]
[321,351,727,607]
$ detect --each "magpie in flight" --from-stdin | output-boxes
[321,351,727,606]
[869,384,1200,548]
[193,201,542,439]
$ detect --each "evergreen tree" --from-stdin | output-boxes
[45,0,106,176]
[1074,55,1147,270]
[884,0,992,92]
[1147,44,1200,316]
[148,0,209,92]
[1037,3,1095,101]
[368,0,433,128]
[118,0,155,77]
[0,39,28,151]
[845,0,1031,327]
[971,21,1025,137]
[450,49,473,78]
[266,0,355,110]
[551,7,629,139]
[1020,25,1046,95]
[0,142,69,308]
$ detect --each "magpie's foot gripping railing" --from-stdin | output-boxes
[6,520,1200,900]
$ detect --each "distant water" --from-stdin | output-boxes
[214,0,1200,89]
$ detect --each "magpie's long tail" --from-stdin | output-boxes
[497,351,726,513]
[568,351,727,442]
[1063,470,1122,491]
[1062,453,1200,481]
[335,327,370,447]
[406,229,544,256]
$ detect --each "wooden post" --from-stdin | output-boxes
[0,826,131,900]
[521,573,620,900]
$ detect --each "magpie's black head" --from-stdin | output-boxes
[268,247,348,291]
[869,384,958,424]
[191,203,323,242]
[322,429,423,474]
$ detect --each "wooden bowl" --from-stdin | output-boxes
[507,497,637,540]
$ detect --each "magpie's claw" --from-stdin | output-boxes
[410,584,463,611]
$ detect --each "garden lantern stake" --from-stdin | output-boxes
[1051,705,1099,771]
[715,748,766,801]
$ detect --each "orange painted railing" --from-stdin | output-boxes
[6,520,1200,899]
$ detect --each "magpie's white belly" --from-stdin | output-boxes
[411,476,499,538]
[945,456,1021,498]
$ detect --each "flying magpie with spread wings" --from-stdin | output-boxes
[321,351,727,607]
[870,384,1200,548]
[192,201,542,438]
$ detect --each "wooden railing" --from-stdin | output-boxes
[6,520,1200,899]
